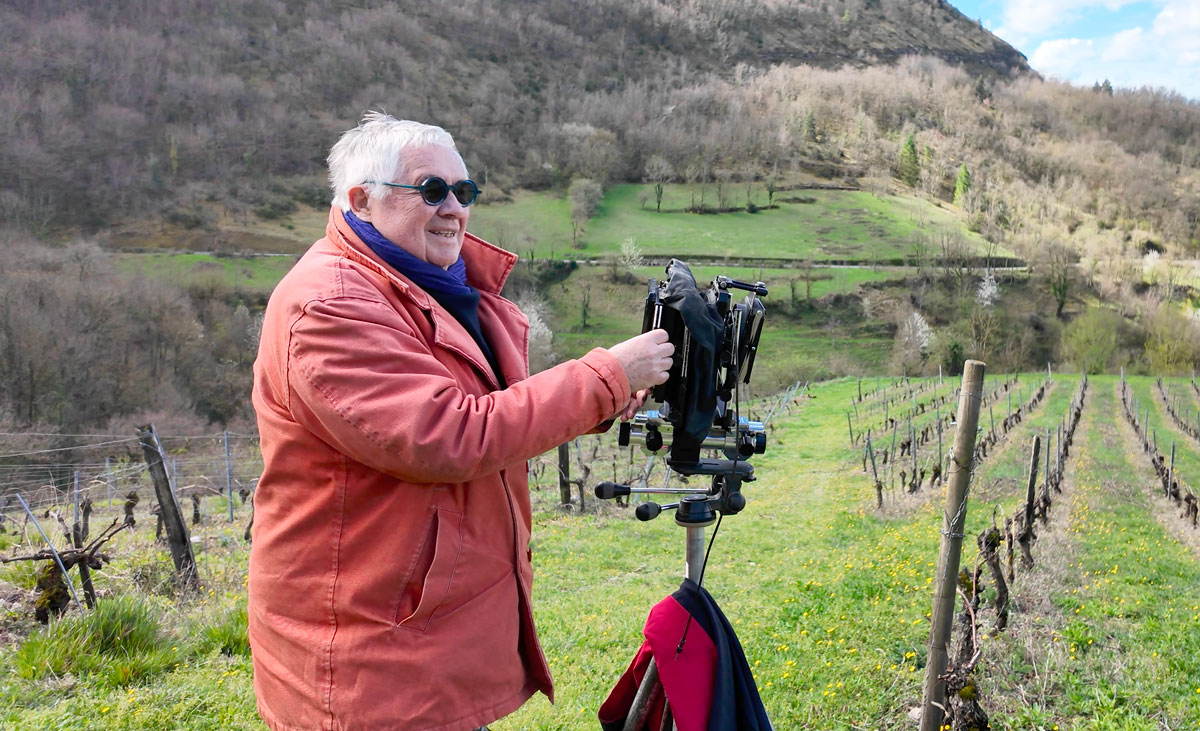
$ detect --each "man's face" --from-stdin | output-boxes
[360,144,470,270]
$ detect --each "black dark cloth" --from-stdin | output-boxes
[660,260,724,461]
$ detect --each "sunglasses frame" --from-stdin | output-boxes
[363,177,480,207]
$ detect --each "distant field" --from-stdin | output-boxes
[118,184,1004,273]
[471,184,1004,263]
[114,253,299,297]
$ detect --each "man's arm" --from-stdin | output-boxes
[285,295,631,484]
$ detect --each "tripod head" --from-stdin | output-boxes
[596,260,768,525]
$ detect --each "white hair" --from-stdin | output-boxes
[327,111,462,211]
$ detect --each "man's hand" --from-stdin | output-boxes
[619,388,651,421]
[607,329,674,394]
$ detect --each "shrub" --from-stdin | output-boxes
[253,197,298,220]
[12,595,183,688]
[1062,308,1121,374]
[192,601,250,657]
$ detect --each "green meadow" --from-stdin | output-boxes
[469,184,1002,262]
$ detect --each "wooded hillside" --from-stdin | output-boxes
[1,0,1027,229]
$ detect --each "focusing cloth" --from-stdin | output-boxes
[661,260,724,449]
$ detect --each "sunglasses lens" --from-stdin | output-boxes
[419,178,450,205]
[451,180,479,206]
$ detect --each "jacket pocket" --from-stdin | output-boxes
[394,507,463,632]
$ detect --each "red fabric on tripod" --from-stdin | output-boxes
[598,592,717,731]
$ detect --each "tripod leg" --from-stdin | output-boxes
[623,658,662,731]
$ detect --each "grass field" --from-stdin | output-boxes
[2,375,1199,728]
[114,253,300,298]
[465,184,1004,263]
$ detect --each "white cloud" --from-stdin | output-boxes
[1030,37,1097,77]
[1025,1,1200,100]
[999,0,1144,37]
[1101,27,1144,62]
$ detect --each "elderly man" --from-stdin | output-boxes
[249,112,672,731]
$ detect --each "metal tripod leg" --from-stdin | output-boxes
[622,524,706,731]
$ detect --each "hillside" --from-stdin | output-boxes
[0,0,1027,230]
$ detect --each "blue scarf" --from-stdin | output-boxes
[342,210,505,388]
[343,210,471,297]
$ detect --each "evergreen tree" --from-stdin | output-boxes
[803,110,818,142]
[953,163,971,206]
[898,133,920,187]
[973,75,988,102]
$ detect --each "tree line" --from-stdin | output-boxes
[0,236,260,435]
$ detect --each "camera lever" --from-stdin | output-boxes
[595,460,753,526]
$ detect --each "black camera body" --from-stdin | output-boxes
[619,260,767,473]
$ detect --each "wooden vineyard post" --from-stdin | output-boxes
[137,425,199,589]
[1018,436,1041,568]
[920,360,986,731]
[557,443,571,507]
[847,412,856,444]
[867,434,882,508]
[889,424,898,489]
[1168,443,1175,499]
[937,417,944,486]
[910,416,917,491]
[1042,428,1053,519]
[224,429,234,522]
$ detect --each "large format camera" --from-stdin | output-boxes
[599,259,768,525]
[621,260,768,471]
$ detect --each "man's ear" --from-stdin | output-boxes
[348,185,371,221]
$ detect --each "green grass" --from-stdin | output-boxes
[472,184,1004,263]
[114,253,300,297]
[2,376,1198,728]
[10,595,183,689]
[469,190,575,256]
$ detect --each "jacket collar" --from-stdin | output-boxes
[325,207,516,298]
[324,207,521,391]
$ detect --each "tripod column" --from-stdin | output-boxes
[685,526,705,583]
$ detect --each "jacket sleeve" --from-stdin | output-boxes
[284,294,630,483]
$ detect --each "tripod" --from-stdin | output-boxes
[596,459,754,731]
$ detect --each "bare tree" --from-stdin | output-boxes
[1045,243,1074,318]
[567,178,603,248]
[643,155,673,213]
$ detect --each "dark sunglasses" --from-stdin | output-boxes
[364,176,480,207]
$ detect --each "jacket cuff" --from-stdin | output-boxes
[579,347,631,416]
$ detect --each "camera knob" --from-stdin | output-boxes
[646,427,664,452]
[635,502,662,521]
[725,492,746,515]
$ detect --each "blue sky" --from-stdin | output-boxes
[952,0,1200,100]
